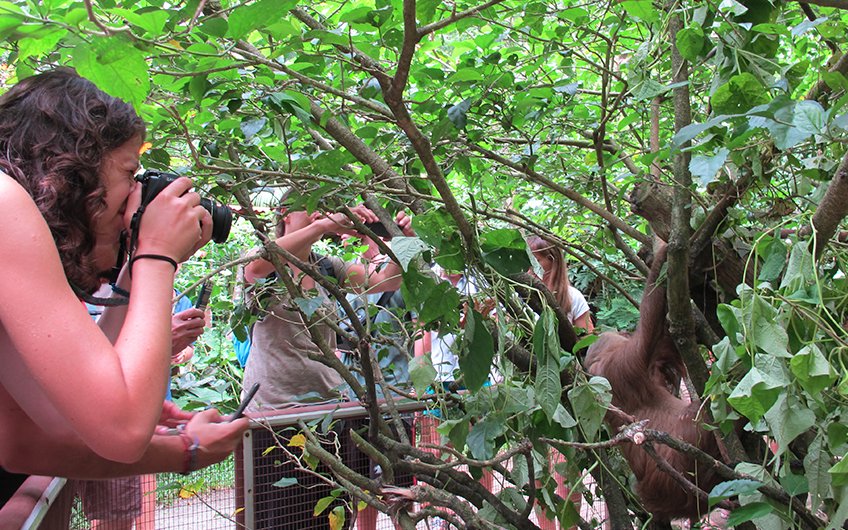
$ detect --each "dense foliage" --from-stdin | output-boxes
[2,0,848,528]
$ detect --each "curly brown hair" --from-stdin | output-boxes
[0,68,146,293]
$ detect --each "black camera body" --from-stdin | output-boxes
[364,221,393,240]
[135,170,232,244]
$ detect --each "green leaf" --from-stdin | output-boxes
[412,208,465,270]
[241,117,267,141]
[711,73,770,115]
[416,0,438,25]
[16,27,66,61]
[73,37,150,108]
[672,114,733,147]
[758,238,787,282]
[467,417,506,460]
[359,77,382,99]
[792,100,825,136]
[438,418,470,450]
[728,366,783,424]
[480,228,531,275]
[557,8,589,23]
[400,268,461,328]
[199,17,228,38]
[804,434,832,512]
[268,91,314,124]
[294,296,324,318]
[631,79,667,102]
[329,504,346,530]
[676,25,705,61]
[716,304,740,341]
[573,334,598,353]
[751,295,789,357]
[752,23,789,36]
[313,495,336,516]
[532,307,560,363]
[780,243,815,290]
[551,403,577,428]
[227,0,293,39]
[409,355,438,396]
[567,376,611,441]
[447,68,484,83]
[0,13,24,41]
[272,476,298,488]
[189,74,209,103]
[828,423,848,451]
[749,99,813,150]
[828,452,848,487]
[779,472,809,496]
[304,29,350,47]
[534,354,563,419]
[726,502,774,526]
[789,344,837,396]
[460,310,495,392]
[391,237,429,271]
[339,5,375,24]
[448,99,472,130]
[708,479,763,507]
[689,147,728,187]
[367,5,394,27]
[111,7,169,36]
[763,393,816,453]
[619,1,659,23]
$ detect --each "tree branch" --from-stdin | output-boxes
[418,0,509,36]
[810,149,848,260]
[466,142,649,243]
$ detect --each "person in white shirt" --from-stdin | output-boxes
[527,235,596,530]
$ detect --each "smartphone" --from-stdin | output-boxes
[195,281,212,311]
[230,382,260,421]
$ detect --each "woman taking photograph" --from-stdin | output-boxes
[0,68,247,505]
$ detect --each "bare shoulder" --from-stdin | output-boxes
[0,171,66,294]
[0,172,41,222]
[0,172,55,250]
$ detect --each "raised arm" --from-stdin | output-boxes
[343,211,414,294]
[631,242,670,361]
[243,213,328,284]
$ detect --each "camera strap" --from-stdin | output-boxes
[107,231,128,287]
[128,205,145,259]
[124,202,149,278]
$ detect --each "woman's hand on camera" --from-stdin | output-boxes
[124,176,212,263]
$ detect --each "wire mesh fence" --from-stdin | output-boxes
[25,403,612,530]
[69,457,238,530]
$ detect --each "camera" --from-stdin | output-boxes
[364,221,393,240]
[135,169,232,244]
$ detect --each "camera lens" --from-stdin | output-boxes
[200,198,233,244]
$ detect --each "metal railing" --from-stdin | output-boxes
[7,400,427,530]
